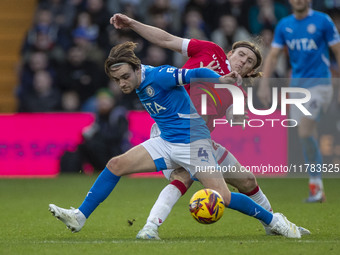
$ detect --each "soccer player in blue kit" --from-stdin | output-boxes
[49,41,304,238]
[258,0,340,202]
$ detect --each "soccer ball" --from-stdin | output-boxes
[189,189,225,224]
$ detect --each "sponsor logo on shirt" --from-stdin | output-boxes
[286,38,318,51]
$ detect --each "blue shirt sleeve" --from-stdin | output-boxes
[154,66,221,90]
[323,14,340,46]
[272,20,285,48]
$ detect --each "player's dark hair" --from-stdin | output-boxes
[104,41,141,79]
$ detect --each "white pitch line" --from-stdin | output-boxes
[3,239,337,245]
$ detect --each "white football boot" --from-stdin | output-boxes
[264,224,310,236]
[49,204,86,233]
[305,181,326,203]
[136,226,160,240]
[298,226,311,235]
[270,213,301,238]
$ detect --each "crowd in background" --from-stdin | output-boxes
[15,0,340,171]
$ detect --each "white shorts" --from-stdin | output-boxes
[290,85,333,123]
[143,125,217,178]
[149,124,237,180]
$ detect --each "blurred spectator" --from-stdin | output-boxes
[17,51,56,98]
[72,28,105,66]
[107,0,144,20]
[182,7,210,40]
[84,0,111,49]
[56,46,107,108]
[60,90,81,111]
[38,0,77,28]
[107,29,145,59]
[211,14,251,52]
[143,45,169,66]
[248,0,289,35]
[60,89,130,172]
[73,11,100,42]
[121,2,142,20]
[21,7,70,58]
[184,0,215,32]
[147,0,181,33]
[71,11,105,65]
[313,0,340,11]
[329,9,340,78]
[212,0,251,31]
[18,70,61,112]
[148,9,172,31]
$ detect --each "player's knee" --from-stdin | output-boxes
[169,169,193,189]
[106,157,124,176]
[238,173,257,193]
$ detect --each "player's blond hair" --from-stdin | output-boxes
[231,41,263,78]
[104,41,141,79]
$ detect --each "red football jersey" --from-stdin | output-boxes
[181,39,246,131]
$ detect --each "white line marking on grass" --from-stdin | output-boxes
[20,239,339,245]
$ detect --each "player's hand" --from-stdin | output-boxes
[200,61,220,72]
[232,111,248,130]
[219,71,242,85]
[226,106,248,130]
[110,13,132,29]
[257,79,271,107]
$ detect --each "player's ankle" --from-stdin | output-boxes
[268,214,278,227]
[145,221,158,230]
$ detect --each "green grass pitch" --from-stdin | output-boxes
[0,174,339,255]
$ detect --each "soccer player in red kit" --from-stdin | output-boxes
[111,14,309,239]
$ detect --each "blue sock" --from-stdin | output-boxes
[301,136,322,178]
[79,167,120,218]
[228,192,273,225]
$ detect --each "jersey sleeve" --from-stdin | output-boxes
[154,66,221,90]
[323,14,340,46]
[184,39,218,57]
[272,20,285,48]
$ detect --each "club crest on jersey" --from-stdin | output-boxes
[146,86,155,97]
[307,24,316,34]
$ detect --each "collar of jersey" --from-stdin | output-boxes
[141,64,146,83]
[293,8,313,19]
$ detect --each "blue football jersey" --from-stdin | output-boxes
[136,65,214,143]
[272,9,340,88]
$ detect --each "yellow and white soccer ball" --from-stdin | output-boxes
[189,189,225,224]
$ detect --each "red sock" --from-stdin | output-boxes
[170,180,187,195]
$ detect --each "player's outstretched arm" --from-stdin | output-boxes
[257,47,282,107]
[330,42,340,74]
[110,13,183,53]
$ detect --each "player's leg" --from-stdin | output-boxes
[196,170,302,238]
[137,123,192,239]
[49,139,162,232]
[212,140,273,212]
[298,117,325,202]
[137,168,193,239]
[188,139,302,238]
[214,141,310,235]
[144,168,192,228]
[292,85,332,203]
